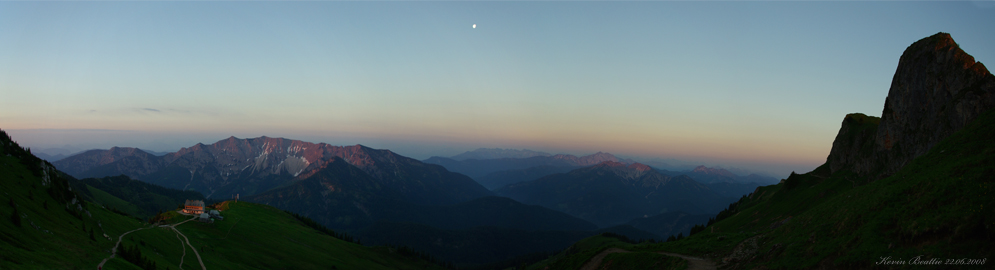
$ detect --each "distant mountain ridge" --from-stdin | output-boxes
[53,136,491,205]
[664,165,779,185]
[450,148,552,161]
[475,165,581,190]
[423,151,634,181]
[54,146,164,179]
[496,161,733,227]
[690,165,736,178]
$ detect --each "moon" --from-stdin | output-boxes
[472,24,476,29]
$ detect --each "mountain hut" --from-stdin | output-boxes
[183,200,205,215]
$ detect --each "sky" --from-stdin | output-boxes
[1,1,993,177]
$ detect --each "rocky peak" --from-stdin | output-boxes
[827,113,881,174]
[829,32,995,177]
[628,162,652,172]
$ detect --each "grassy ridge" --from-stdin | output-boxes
[86,184,145,217]
[165,201,442,269]
[0,154,143,269]
[525,235,635,270]
[83,175,206,219]
[87,199,447,270]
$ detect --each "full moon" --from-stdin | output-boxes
[472,24,476,29]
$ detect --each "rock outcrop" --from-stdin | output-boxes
[827,113,881,174]
[829,32,995,177]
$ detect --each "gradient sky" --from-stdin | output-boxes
[2,1,993,177]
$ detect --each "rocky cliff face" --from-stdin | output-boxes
[829,33,995,177]
[827,113,881,174]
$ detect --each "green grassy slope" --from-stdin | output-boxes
[83,175,206,219]
[526,235,637,270]
[162,201,443,270]
[528,109,995,269]
[0,154,137,269]
[86,184,145,217]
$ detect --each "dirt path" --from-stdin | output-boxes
[97,211,209,269]
[579,248,630,270]
[97,225,152,269]
[579,248,716,270]
[175,232,187,269]
[171,216,207,270]
[657,252,716,270]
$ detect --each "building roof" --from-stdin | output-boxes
[185,200,205,207]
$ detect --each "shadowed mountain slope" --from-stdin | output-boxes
[496,161,731,227]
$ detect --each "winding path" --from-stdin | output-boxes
[579,248,629,270]
[97,225,152,269]
[170,216,207,270]
[175,232,187,269]
[657,252,716,270]
[97,215,207,270]
[580,248,716,270]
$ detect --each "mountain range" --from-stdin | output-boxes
[429,148,778,191]
[54,136,491,205]
[450,148,553,161]
[423,151,635,180]
[496,161,733,227]
[658,165,780,185]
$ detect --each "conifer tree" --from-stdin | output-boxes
[11,206,22,227]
